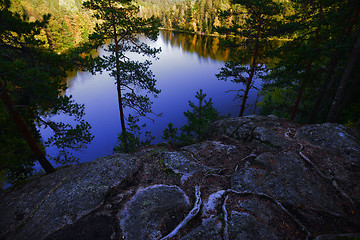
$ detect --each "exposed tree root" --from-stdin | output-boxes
[187,151,204,165]
[234,152,257,172]
[225,189,311,240]
[284,128,294,139]
[160,185,202,240]
[298,151,327,179]
[160,148,355,240]
[307,207,344,218]
[298,151,354,205]
[222,195,230,240]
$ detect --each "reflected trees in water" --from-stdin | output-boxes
[161,31,230,61]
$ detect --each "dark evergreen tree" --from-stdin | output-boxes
[162,122,179,144]
[217,0,285,116]
[0,0,93,182]
[113,114,154,153]
[261,0,360,124]
[83,0,161,152]
[327,31,360,123]
[216,60,265,116]
[180,89,220,142]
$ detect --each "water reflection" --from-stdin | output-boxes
[42,30,262,165]
[160,30,284,66]
[160,31,230,62]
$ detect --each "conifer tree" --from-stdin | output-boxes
[181,89,220,142]
[261,0,360,123]
[327,32,360,123]
[113,114,154,153]
[217,0,284,116]
[162,123,179,144]
[0,0,93,182]
[83,0,161,152]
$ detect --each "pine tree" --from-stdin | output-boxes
[261,0,360,123]
[327,32,360,123]
[83,0,161,152]
[181,89,220,142]
[162,122,179,144]
[113,114,154,153]
[0,0,93,182]
[217,0,284,116]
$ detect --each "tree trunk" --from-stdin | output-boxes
[337,69,360,120]
[308,8,359,123]
[0,81,54,174]
[115,42,129,152]
[327,31,360,122]
[198,91,202,141]
[111,0,128,152]
[307,56,338,123]
[290,62,312,121]
[239,78,252,117]
[290,65,325,121]
[290,86,304,121]
[291,5,324,121]
[239,22,261,117]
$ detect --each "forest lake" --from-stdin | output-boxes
[39,30,263,167]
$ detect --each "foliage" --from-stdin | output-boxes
[260,0,360,124]
[161,90,220,145]
[10,0,95,52]
[258,86,295,118]
[83,0,161,152]
[180,89,220,143]
[137,0,238,35]
[216,60,266,116]
[162,122,179,144]
[216,0,285,116]
[113,114,154,153]
[1,0,93,183]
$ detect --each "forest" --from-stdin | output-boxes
[9,0,94,52]
[1,0,359,185]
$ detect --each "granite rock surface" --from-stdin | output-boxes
[1,116,359,239]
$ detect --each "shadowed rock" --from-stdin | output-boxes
[1,116,359,239]
[119,185,190,240]
[0,154,139,239]
[295,123,360,159]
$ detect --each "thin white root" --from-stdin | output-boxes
[298,151,327,179]
[226,189,311,240]
[222,195,230,240]
[308,207,344,218]
[331,179,354,205]
[298,151,354,205]
[160,185,202,240]
[284,128,293,139]
[235,153,257,172]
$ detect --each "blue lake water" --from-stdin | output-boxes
[41,31,262,165]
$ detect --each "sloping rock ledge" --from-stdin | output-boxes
[1,115,360,240]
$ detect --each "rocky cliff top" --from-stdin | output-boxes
[1,115,360,240]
